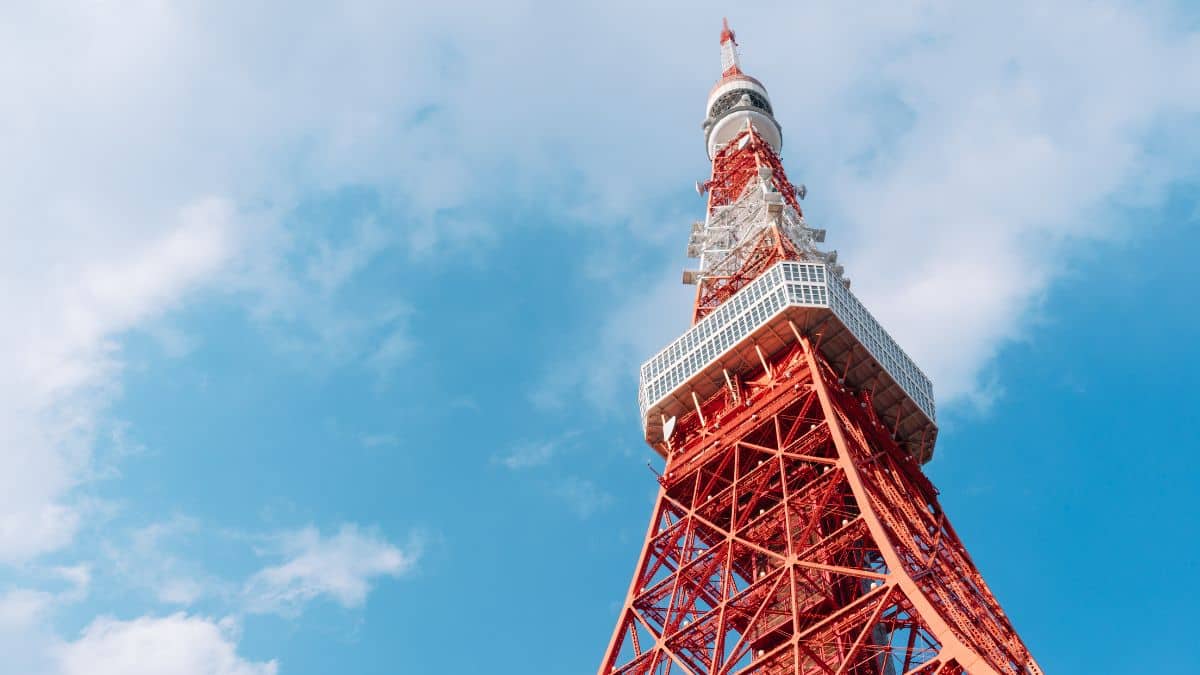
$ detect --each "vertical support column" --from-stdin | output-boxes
[799,336,1000,675]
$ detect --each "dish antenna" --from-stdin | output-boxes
[662,415,677,440]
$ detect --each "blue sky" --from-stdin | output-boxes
[2,2,1199,673]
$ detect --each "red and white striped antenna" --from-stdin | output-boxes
[719,17,741,76]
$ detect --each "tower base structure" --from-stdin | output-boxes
[601,336,1040,675]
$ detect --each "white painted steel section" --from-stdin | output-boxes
[720,38,739,73]
[690,167,828,289]
[638,260,936,426]
[824,268,935,418]
[707,111,781,158]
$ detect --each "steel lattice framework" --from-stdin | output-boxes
[692,127,806,323]
[600,21,1040,675]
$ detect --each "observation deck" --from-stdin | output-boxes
[639,260,938,462]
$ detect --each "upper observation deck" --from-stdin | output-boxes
[639,260,937,462]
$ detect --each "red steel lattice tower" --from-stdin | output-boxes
[600,21,1042,675]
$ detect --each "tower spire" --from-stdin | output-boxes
[703,23,781,160]
[719,17,741,76]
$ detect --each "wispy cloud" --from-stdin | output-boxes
[366,320,415,377]
[236,216,413,378]
[360,433,401,450]
[494,432,582,470]
[244,524,418,616]
[101,517,227,607]
[0,199,234,564]
[495,441,559,470]
[87,516,419,621]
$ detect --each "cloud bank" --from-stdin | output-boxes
[0,1,1197,669]
[4,0,1197,563]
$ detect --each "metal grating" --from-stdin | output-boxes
[639,260,935,425]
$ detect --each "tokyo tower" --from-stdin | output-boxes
[600,21,1042,675]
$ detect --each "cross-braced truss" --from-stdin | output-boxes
[703,127,803,216]
[600,337,1039,675]
[691,127,833,323]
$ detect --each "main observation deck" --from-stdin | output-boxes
[639,260,938,462]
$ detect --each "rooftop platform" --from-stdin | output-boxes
[639,260,938,462]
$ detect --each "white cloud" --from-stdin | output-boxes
[359,433,401,450]
[102,517,227,607]
[244,525,417,616]
[496,441,560,470]
[0,593,271,675]
[366,321,415,376]
[0,199,234,563]
[0,589,56,629]
[0,589,61,675]
[91,517,414,616]
[235,216,409,372]
[0,523,405,672]
[791,3,1200,401]
[50,564,92,602]
[57,614,275,675]
[495,432,584,470]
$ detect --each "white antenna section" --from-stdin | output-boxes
[720,18,740,74]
